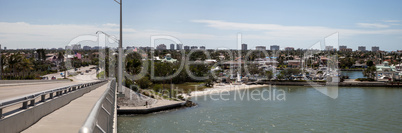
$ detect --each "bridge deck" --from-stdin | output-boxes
[0,81,83,101]
[22,82,109,133]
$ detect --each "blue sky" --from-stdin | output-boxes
[1,0,402,50]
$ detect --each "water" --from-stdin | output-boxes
[118,86,402,132]
[341,71,366,79]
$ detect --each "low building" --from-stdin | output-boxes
[287,59,303,68]
[376,61,399,81]
[160,54,177,63]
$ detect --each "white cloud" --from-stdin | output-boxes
[192,20,402,40]
[382,20,400,23]
[0,22,136,48]
[102,23,119,27]
[356,23,389,28]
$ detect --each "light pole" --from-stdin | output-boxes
[0,44,1,80]
[113,0,124,96]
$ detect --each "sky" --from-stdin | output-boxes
[1,0,402,51]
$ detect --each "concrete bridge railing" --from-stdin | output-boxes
[79,79,116,133]
[0,80,107,133]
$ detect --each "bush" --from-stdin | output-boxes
[355,78,375,81]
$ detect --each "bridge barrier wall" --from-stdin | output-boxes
[0,80,107,133]
[79,79,116,133]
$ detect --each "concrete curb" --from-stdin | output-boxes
[117,102,185,114]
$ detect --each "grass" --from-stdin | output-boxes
[96,71,105,78]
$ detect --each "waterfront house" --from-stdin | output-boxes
[375,61,399,81]
[160,54,177,63]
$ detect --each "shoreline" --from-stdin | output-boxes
[183,81,402,99]
[183,84,270,98]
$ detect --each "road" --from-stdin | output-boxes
[0,65,100,101]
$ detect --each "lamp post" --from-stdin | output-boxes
[0,44,1,80]
[113,0,124,96]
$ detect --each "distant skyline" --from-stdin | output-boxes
[1,0,402,51]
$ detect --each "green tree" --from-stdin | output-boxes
[363,66,376,79]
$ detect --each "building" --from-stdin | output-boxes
[170,44,175,50]
[83,46,92,50]
[325,46,335,51]
[344,48,353,52]
[339,45,347,51]
[376,61,400,81]
[191,46,198,50]
[184,46,190,50]
[285,47,294,51]
[200,46,206,50]
[92,46,101,50]
[156,44,166,50]
[139,46,152,51]
[372,46,380,52]
[176,44,183,50]
[358,46,366,51]
[270,45,280,51]
[256,46,266,50]
[241,44,247,51]
[161,54,177,63]
[72,44,81,50]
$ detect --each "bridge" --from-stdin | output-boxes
[0,66,117,133]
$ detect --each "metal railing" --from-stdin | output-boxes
[0,80,107,118]
[79,79,116,133]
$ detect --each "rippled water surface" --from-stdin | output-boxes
[118,86,402,132]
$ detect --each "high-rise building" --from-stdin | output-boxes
[270,45,280,51]
[191,46,198,49]
[83,46,92,50]
[72,44,81,50]
[200,46,206,50]
[256,46,266,50]
[241,44,247,50]
[339,45,347,50]
[156,44,167,50]
[325,46,335,51]
[170,44,175,50]
[285,47,294,51]
[184,46,190,50]
[176,44,183,50]
[372,46,379,52]
[358,46,366,51]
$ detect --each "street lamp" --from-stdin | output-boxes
[112,0,124,96]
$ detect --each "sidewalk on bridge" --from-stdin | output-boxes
[22,81,109,133]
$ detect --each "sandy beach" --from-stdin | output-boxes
[183,84,270,98]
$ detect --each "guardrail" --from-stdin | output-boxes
[0,80,106,118]
[80,79,116,133]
